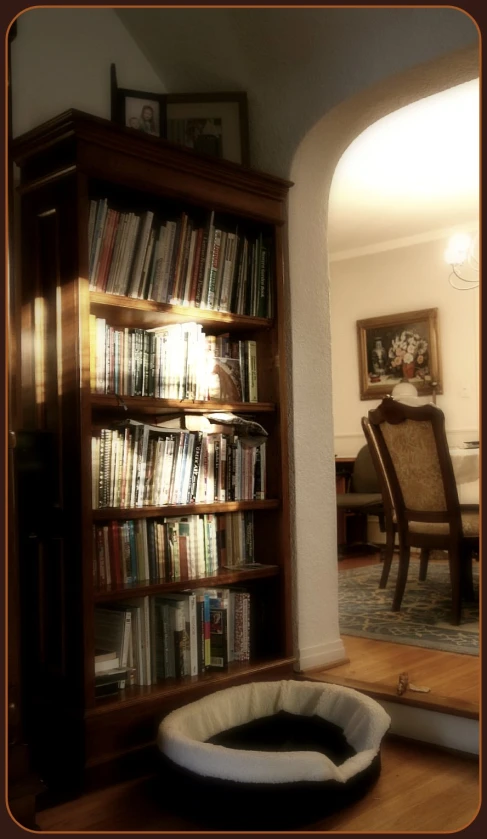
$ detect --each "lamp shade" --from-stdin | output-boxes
[391,381,419,406]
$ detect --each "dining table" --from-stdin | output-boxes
[449,446,480,505]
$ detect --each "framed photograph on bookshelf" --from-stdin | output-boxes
[111,63,166,138]
[357,308,442,400]
[166,92,250,165]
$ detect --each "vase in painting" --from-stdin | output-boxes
[402,361,415,379]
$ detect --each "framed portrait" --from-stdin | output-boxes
[356,308,442,400]
[110,64,166,138]
[165,92,250,165]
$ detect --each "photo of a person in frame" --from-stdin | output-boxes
[125,97,160,136]
[138,105,157,135]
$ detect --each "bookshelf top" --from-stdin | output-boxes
[11,110,293,225]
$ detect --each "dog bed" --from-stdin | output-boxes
[157,679,390,829]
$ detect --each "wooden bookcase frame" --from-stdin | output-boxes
[11,109,294,793]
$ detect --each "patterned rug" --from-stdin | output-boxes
[338,560,479,655]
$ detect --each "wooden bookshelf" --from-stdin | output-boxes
[11,109,294,796]
[92,499,279,520]
[91,394,276,414]
[94,564,280,603]
[90,290,274,331]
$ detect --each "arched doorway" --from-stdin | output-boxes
[286,43,479,672]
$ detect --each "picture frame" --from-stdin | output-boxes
[165,92,250,165]
[356,308,442,400]
[110,64,166,138]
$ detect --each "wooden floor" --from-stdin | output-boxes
[34,552,480,832]
[36,737,479,832]
[319,553,480,716]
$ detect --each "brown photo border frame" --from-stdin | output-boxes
[356,307,443,401]
[110,67,249,165]
[165,91,250,166]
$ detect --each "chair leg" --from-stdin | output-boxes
[392,544,410,612]
[448,546,462,626]
[460,544,475,601]
[418,548,429,581]
[379,521,395,589]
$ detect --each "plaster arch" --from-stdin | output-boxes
[288,43,479,670]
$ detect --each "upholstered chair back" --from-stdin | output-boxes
[367,398,462,533]
[379,418,447,513]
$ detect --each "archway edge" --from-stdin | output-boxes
[287,43,479,671]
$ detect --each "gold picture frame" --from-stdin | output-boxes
[357,308,442,400]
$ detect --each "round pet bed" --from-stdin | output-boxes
[157,679,391,830]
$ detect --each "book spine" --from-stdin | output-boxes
[198,211,215,308]
[206,228,222,310]
[209,606,228,669]
[169,213,189,304]
[247,340,258,402]
[194,225,210,307]
[188,227,204,306]
[188,593,198,677]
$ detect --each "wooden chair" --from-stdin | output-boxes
[361,417,398,587]
[336,444,384,556]
[367,398,479,625]
[362,416,431,589]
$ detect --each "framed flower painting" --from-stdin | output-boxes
[356,308,442,400]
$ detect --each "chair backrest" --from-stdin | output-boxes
[367,397,462,536]
[351,444,380,493]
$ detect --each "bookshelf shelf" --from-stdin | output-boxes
[93,499,280,520]
[94,564,279,603]
[91,394,276,414]
[90,291,274,332]
[12,108,293,795]
[86,656,296,716]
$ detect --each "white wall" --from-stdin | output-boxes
[330,233,480,457]
[11,8,165,138]
[117,7,479,177]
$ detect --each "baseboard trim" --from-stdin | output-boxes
[295,639,347,672]
[381,700,479,755]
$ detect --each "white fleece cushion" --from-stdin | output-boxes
[158,680,391,785]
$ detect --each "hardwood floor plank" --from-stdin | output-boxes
[305,635,479,712]
[37,738,479,832]
[332,554,480,713]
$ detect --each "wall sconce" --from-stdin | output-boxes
[444,231,479,290]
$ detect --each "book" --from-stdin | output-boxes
[157,591,198,677]
[198,211,215,307]
[94,648,118,663]
[95,655,120,674]
[94,607,132,688]
[94,667,129,686]
[209,606,228,669]
[116,596,151,686]
[246,340,258,402]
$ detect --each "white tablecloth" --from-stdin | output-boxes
[449,447,479,504]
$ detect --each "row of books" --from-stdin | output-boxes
[92,420,267,509]
[88,198,273,318]
[93,511,256,588]
[94,586,252,691]
[90,317,258,402]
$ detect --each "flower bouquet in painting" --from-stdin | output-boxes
[388,330,429,381]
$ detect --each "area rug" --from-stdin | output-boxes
[338,560,479,656]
